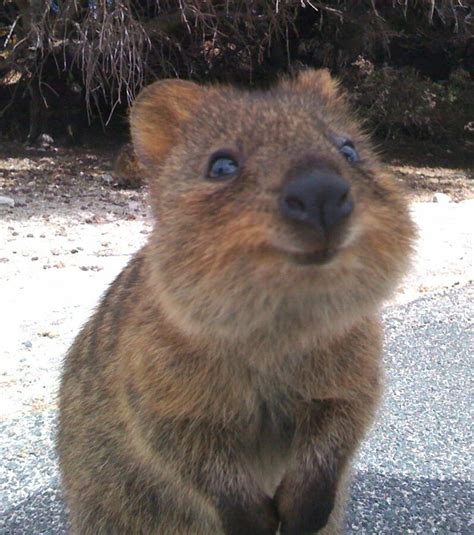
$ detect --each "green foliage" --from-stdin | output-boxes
[348,61,474,141]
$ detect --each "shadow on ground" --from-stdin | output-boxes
[2,470,471,534]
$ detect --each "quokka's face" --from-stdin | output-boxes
[131,72,415,337]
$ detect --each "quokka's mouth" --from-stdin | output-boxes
[281,247,337,266]
[266,231,345,266]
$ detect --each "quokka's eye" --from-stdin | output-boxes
[339,140,359,163]
[207,152,239,180]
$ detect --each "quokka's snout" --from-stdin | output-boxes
[277,153,355,264]
[279,166,353,235]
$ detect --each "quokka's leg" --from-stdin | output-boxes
[276,397,377,535]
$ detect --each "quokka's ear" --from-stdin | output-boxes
[130,79,207,167]
[284,68,343,105]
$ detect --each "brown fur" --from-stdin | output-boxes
[112,142,143,189]
[58,70,415,534]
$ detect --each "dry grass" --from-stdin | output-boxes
[0,1,472,122]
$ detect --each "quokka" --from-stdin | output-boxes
[58,69,415,534]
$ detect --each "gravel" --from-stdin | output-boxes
[349,284,473,534]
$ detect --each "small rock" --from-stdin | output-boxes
[0,195,15,207]
[12,231,19,236]
[80,265,103,272]
[0,257,9,263]
[22,341,33,349]
[70,248,79,254]
[37,330,59,338]
[31,256,39,261]
[36,133,54,149]
[432,192,451,204]
[85,215,103,224]
[102,173,114,184]
[128,201,140,212]
[26,233,34,238]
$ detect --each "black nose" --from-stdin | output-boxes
[279,170,353,234]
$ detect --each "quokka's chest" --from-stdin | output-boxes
[243,400,298,497]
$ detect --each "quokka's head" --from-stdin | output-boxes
[130,71,415,341]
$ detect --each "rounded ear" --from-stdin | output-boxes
[130,79,207,167]
[284,68,344,105]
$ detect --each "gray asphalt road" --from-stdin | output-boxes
[1,284,472,534]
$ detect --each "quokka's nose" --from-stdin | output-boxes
[279,170,354,234]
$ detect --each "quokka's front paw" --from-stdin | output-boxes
[275,471,336,534]
[219,493,280,535]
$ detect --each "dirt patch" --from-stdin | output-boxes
[382,139,474,201]
[391,165,473,202]
[0,142,147,223]
[1,141,472,210]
